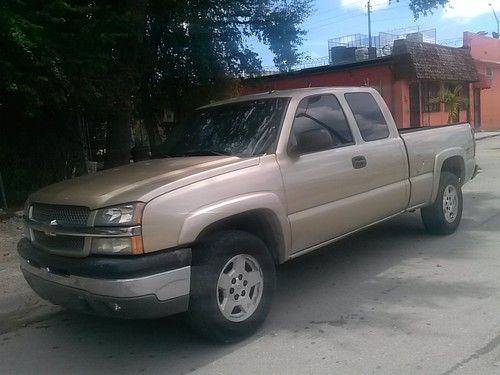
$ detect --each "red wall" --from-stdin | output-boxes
[420,110,468,126]
[242,59,476,129]
[242,64,396,119]
[391,80,410,128]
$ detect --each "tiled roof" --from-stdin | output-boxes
[393,39,480,82]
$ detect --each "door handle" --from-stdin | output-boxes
[352,156,367,169]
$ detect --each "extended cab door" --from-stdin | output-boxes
[277,90,410,254]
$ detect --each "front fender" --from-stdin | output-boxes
[178,192,291,261]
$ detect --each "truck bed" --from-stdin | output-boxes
[399,122,475,209]
[398,122,469,134]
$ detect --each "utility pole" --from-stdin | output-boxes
[489,3,499,37]
[367,0,372,48]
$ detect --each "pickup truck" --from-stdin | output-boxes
[18,87,477,342]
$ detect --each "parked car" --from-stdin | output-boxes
[18,87,477,342]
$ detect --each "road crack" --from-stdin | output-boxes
[441,332,500,375]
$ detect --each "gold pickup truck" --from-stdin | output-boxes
[18,87,477,342]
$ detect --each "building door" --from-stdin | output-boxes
[409,83,421,127]
[473,89,481,129]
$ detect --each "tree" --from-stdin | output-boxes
[1,0,455,171]
[391,0,450,17]
[138,0,312,149]
[431,85,468,123]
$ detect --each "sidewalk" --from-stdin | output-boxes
[0,216,60,334]
[475,131,500,141]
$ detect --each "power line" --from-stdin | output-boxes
[306,3,411,32]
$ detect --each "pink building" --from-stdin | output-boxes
[464,32,500,130]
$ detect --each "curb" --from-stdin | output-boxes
[475,133,500,141]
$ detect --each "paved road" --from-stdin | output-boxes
[2,137,500,375]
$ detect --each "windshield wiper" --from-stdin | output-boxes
[183,150,231,156]
[150,151,177,159]
[295,113,349,144]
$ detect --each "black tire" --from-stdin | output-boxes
[187,230,276,342]
[421,172,463,235]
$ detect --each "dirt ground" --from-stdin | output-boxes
[0,216,60,334]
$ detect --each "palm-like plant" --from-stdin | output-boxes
[430,85,468,124]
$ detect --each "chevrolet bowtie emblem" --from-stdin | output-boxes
[50,219,58,226]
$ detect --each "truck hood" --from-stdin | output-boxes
[29,156,260,209]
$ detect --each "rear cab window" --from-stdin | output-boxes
[290,94,354,154]
[344,92,390,142]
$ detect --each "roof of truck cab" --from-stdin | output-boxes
[199,86,377,109]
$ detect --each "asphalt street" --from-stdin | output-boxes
[1,136,500,375]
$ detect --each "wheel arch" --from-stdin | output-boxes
[178,193,290,264]
[431,149,466,203]
[195,209,286,265]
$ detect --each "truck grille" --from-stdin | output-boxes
[31,204,90,227]
[33,230,85,253]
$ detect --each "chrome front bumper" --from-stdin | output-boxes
[19,249,191,319]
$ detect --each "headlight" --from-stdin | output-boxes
[91,236,143,255]
[94,203,145,226]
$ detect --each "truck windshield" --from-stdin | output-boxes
[154,97,289,158]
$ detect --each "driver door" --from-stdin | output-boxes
[277,94,365,252]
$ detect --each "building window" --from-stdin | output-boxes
[422,81,441,113]
[486,66,493,80]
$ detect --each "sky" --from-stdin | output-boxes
[255,0,500,68]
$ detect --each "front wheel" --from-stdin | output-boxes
[421,172,463,235]
[187,230,276,342]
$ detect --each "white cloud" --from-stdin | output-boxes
[341,0,390,12]
[443,0,499,19]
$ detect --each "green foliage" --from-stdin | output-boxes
[391,0,450,18]
[0,0,314,202]
[0,110,86,204]
[139,0,313,120]
[0,0,312,119]
[430,85,468,123]
[0,0,146,116]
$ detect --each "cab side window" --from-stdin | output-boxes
[344,92,390,141]
[290,94,354,154]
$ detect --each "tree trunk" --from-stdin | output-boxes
[144,112,162,148]
[104,100,132,169]
[103,1,147,169]
[76,113,90,173]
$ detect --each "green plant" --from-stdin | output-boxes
[430,85,468,123]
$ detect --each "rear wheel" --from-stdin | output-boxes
[421,172,463,235]
[187,230,276,342]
